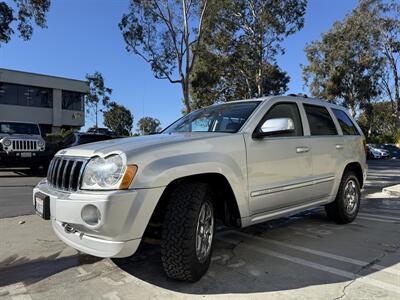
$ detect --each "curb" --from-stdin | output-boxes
[382,184,400,198]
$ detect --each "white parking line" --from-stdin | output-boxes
[362,208,400,215]
[229,231,400,277]
[359,212,400,221]
[357,216,398,223]
[103,291,121,300]
[12,296,32,300]
[218,236,400,295]
[0,283,33,300]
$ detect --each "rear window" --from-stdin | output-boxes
[303,104,337,136]
[332,109,359,135]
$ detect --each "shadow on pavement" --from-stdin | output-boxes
[0,252,102,287]
[113,209,400,295]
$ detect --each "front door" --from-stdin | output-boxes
[246,101,313,215]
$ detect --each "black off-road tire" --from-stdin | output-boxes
[325,171,361,224]
[161,182,215,282]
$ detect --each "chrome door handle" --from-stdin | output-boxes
[336,144,344,150]
[296,146,310,153]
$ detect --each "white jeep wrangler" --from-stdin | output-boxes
[33,95,367,282]
[0,121,46,171]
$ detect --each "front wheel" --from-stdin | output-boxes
[161,182,215,282]
[325,171,361,224]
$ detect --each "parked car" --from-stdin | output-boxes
[366,144,389,159]
[0,121,47,172]
[61,132,115,148]
[87,127,117,136]
[34,95,367,282]
[378,144,400,159]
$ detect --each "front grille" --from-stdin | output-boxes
[11,139,39,151]
[47,157,87,191]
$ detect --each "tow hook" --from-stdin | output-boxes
[62,223,77,234]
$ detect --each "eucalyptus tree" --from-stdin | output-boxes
[191,0,306,106]
[302,2,383,117]
[119,0,210,114]
[85,72,113,129]
[137,116,161,135]
[0,0,50,45]
[103,102,134,136]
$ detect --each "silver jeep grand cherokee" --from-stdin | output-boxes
[33,95,367,282]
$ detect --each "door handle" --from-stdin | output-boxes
[296,146,310,153]
[336,144,344,150]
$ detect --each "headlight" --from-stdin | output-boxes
[81,154,137,190]
[2,139,11,147]
[37,140,45,147]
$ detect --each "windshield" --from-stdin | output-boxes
[0,122,40,135]
[163,101,260,134]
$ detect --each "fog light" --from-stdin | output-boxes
[81,204,101,226]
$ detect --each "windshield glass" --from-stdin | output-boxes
[0,122,40,135]
[163,101,260,133]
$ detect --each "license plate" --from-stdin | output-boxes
[21,152,32,158]
[34,193,50,220]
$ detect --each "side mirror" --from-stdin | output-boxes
[253,117,295,138]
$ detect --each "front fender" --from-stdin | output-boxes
[131,152,249,218]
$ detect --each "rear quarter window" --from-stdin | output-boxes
[332,109,359,135]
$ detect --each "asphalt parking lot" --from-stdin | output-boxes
[0,160,399,299]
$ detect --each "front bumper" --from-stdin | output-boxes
[0,151,51,167]
[33,179,165,258]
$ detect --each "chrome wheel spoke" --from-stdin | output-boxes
[195,201,214,263]
[344,179,358,214]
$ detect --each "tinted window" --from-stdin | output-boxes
[62,90,84,111]
[0,82,52,108]
[332,109,358,135]
[78,134,111,144]
[163,101,260,133]
[259,102,303,137]
[304,104,337,136]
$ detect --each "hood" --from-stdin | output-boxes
[55,132,233,157]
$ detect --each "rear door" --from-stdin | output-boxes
[246,100,314,214]
[302,103,343,200]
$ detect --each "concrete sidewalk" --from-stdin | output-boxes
[383,184,400,198]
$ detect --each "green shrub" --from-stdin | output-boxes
[366,134,394,145]
[395,130,400,147]
[45,128,77,143]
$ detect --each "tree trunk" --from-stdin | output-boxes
[95,103,98,128]
[387,50,400,130]
[182,79,191,114]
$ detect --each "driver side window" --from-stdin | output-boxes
[260,102,303,137]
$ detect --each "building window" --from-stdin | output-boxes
[62,90,84,111]
[0,82,53,108]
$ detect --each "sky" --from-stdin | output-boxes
[0,0,358,130]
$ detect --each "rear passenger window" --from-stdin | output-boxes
[332,109,359,135]
[304,104,337,136]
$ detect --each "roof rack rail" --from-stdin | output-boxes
[287,93,308,98]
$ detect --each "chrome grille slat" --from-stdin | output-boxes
[61,160,69,188]
[69,161,78,190]
[47,156,87,191]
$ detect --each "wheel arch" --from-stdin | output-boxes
[145,173,242,236]
[342,161,364,188]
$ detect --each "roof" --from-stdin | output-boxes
[0,68,88,93]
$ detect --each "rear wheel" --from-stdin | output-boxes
[161,182,215,282]
[325,171,361,224]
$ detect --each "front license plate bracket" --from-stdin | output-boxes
[35,192,50,220]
